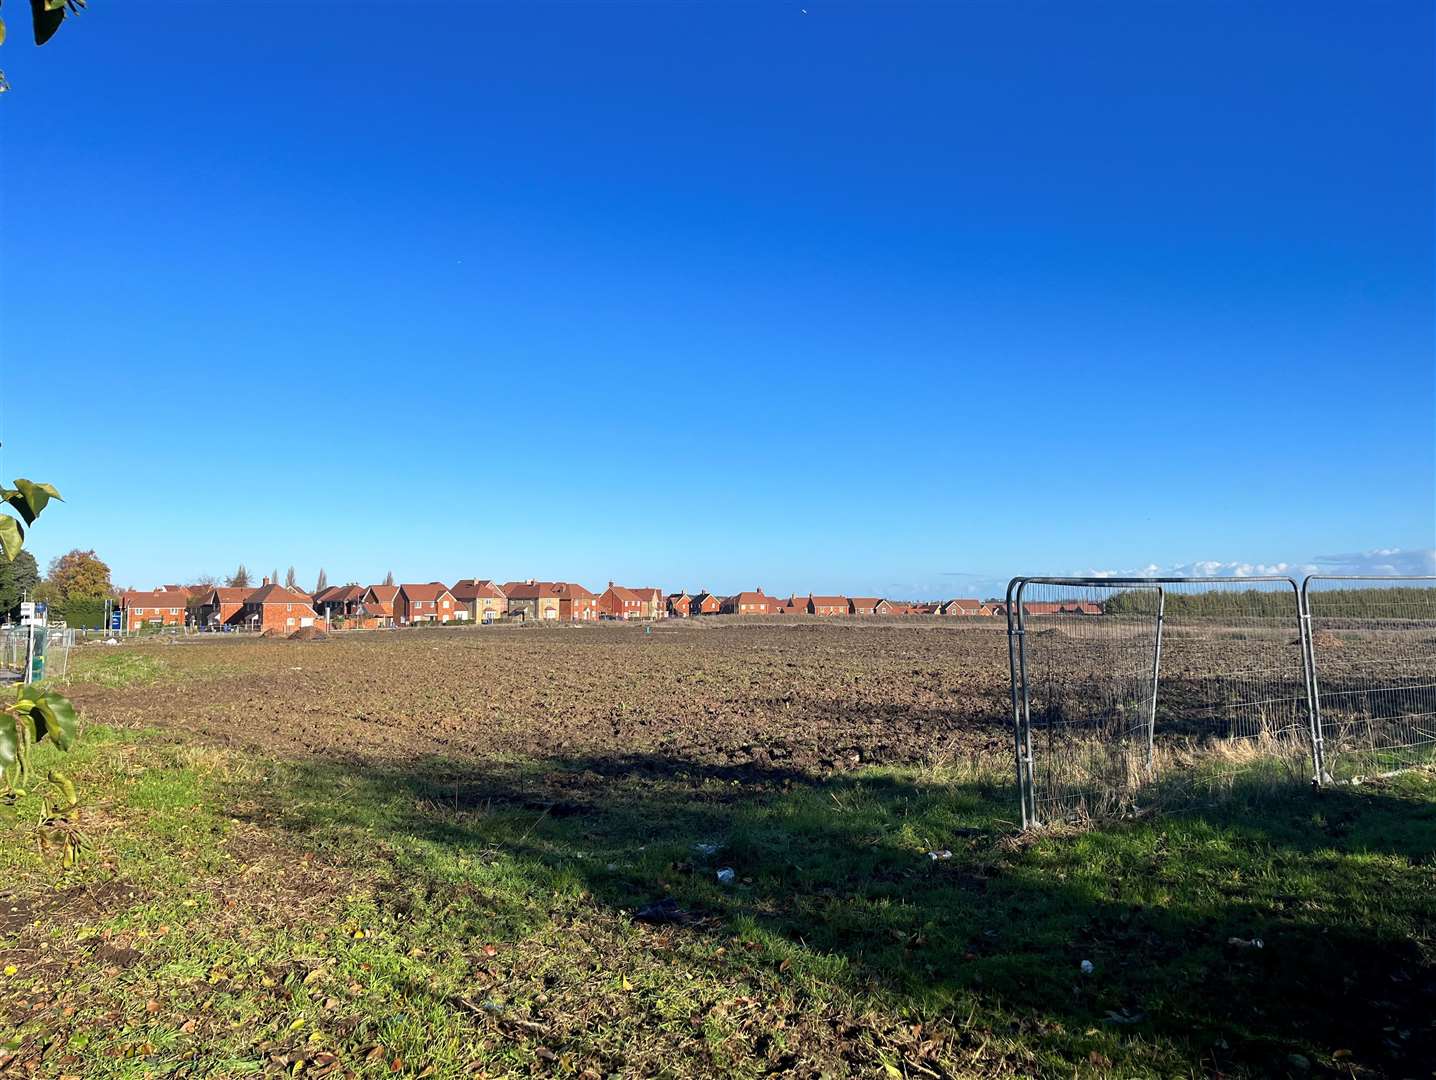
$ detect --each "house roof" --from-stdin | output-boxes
[732,591,770,606]
[399,582,453,602]
[366,585,399,603]
[603,584,642,603]
[849,597,880,608]
[316,584,365,604]
[809,595,848,607]
[451,579,508,602]
[247,583,316,607]
[123,590,187,608]
[207,586,254,605]
[553,582,594,600]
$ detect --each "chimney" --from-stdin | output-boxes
[608,580,615,588]
[262,576,272,586]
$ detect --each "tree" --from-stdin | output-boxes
[383,570,395,586]
[270,568,279,587]
[227,564,251,589]
[284,566,298,590]
[46,549,112,602]
[0,0,86,93]
[314,567,328,594]
[0,549,39,622]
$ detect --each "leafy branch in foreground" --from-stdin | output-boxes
[0,0,87,93]
[2,475,85,865]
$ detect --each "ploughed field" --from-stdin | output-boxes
[66,619,1019,774]
[2,619,1431,1079]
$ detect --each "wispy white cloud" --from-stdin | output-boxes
[1310,547,1436,577]
[1084,548,1436,580]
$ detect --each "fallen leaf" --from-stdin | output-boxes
[146,1000,161,1014]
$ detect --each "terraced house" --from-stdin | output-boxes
[396,583,460,624]
[808,595,849,616]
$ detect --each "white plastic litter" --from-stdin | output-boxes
[1080,960,1094,975]
[716,867,735,884]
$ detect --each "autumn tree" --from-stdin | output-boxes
[45,549,112,602]
[227,564,251,588]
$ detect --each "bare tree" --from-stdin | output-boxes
[227,564,251,589]
[314,567,329,594]
[284,566,298,590]
[383,570,395,586]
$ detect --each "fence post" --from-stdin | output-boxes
[1005,578,1032,828]
[1146,587,1165,769]
[1297,577,1328,785]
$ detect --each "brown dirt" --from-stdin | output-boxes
[66,620,1016,775]
[287,626,329,642]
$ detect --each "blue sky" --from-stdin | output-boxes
[2,1,1431,598]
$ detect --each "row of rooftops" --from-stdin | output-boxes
[120,581,1080,615]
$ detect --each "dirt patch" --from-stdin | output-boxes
[65,622,1016,776]
[288,626,330,642]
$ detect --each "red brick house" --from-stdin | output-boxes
[666,592,691,618]
[940,598,993,616]
[451,579,508,623]
[314,584,367,622]
[362,585,399,626]
[396,583,460,624]
[192,586,256,628]
[848,597,881,615]
[240,582,319,634]
[690,592,723,616]
[553,582,598,621]
[723,589,773,615]
[808,595,849,616]
[772,595,805,615]
[122,589,188,630]
[598,583,645,620]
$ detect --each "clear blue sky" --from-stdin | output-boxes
[2,1,1432,598]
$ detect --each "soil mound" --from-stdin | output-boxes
[288,626,329,642]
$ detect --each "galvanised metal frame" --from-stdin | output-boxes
[1006,575,1315,828]
[1300,574,1436,785]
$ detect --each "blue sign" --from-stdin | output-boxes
[110,608,122,630]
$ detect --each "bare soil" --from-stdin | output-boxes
[67,620,1016,775]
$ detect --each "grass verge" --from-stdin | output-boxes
[1,727,1433,1077]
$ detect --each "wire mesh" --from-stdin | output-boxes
[1303,576,1436,782]
[1009,577,1314,826]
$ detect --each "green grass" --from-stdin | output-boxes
[2,728,1434,1077]
[63,651,173,689]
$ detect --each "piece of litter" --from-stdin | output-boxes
[928,849,953,861]
[1226,937,1264,949]
[716,867,736,885]
[634,898,690,924]
[1080,960,1094,975]
[692,842,720,857]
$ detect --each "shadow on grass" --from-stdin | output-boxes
[235,751,1436,1076]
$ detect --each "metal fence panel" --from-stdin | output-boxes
[1302,575,1436,782]
[1009,576,1315,826]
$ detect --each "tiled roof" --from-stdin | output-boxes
[247,583,316,607]
[451,579,508,602]
[366,585,399,603]
[399,582,452,602]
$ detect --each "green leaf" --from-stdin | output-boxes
[35,692,78,751]
[0,515,23,562]
[47,770,77,808]
[30,0,64,44]
[5,479,61,526]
